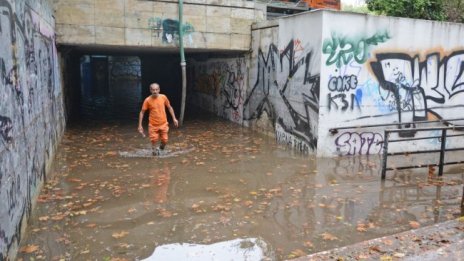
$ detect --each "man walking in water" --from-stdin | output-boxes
[138,83,179,156]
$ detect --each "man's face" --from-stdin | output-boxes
[150,85,160,97]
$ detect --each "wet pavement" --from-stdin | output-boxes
[294,217,464,261]
[16,115,464,261]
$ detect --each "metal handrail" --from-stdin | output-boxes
[381,125,464,180]
[329,117,464,134]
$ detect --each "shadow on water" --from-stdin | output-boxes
[17,114,464,260]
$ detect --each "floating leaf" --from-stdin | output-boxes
[380,255,393,261]
[51,213,66,221]
[409,221,421,229]
[303,240,314,248]
[38,216,49,221]
[243,200,253,207]
[158,209,172,218]
[383,239,393,246]
[20,244,39,253]
[112,231,129,239]
[290,249,306,257]
[321,232,338,241]
[357,223,367,232]
[369,245,385,253]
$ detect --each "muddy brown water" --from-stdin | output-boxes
[17,116,464,260]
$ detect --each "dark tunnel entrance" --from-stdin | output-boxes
[62,49,185,124]
[60,46,248,126]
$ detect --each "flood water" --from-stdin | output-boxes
[17,115,464,261]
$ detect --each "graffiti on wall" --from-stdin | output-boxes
[0,115,13,145]
[327,73,362,112]
[335,131,383,156]
[194,63,225,97]
[148,17,194,44]
[243,39,320,152]
[0,0,62,258]
[324,27,464,155]
[193,58,246,123]
[323,31,390,68]
[370,51,464,126]
[110,57,141,79]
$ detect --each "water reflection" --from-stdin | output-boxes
[152,165,171,204]
[142,238,272,261]
[16,118,464,260]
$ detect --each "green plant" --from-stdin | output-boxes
[366,0,446,21]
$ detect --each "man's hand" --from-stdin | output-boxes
[173,119,179,127]
[138,126,145,137]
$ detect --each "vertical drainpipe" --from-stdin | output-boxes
[178,0,187,126]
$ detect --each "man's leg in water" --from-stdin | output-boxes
[159,123,169,151]
[149,125,160,156]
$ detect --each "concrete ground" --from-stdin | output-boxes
[293,217,464,261]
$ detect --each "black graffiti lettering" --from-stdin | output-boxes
[7,175,21,217]
[371,51,464,127]
[276,125,310,154]
[243,39,320,152]
[194,58,246,120]
[1,1,60,257]
[328,75,358,92]
[350,93,361,110]
[0,115,12,143]
[328,93,351,111]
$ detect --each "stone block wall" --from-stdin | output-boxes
[53,0,265,51]
[0,0,65,259]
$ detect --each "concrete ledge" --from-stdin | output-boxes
[291,218,464,261]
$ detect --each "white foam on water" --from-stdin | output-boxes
[119,147,195,158]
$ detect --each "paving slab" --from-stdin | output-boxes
[292,217,464,261]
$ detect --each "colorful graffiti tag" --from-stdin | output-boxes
[323,31,390,68]
[148,17,194,44]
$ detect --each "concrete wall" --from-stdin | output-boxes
[190,56,248,124]
[244,14,322,153]
[0,0,65,259]
[189,13,323,153]
[192,10,464,157]
[319,11,464,157]
[53,0,264,51]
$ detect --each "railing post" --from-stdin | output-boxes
[438,129,447,176]
[381,130,389,180]
[461,184,464,216]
